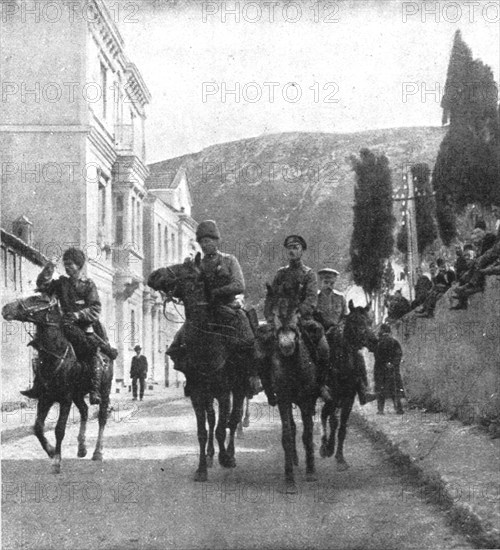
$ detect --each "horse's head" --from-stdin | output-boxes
[148,254,204,304]
[2,293,59,324]
[265,282,301,357]
[344,299,373,349]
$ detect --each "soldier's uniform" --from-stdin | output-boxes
[263,236,331,400]
[22,248,117,404]
[167,220,258,396]
[316,267,373,406]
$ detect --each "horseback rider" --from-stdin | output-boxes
[21,247,117,405]
[315,267,375,406]
[167,220,261,397]
[263,235,332,403]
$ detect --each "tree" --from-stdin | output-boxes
[433,30,500,245]
[397,163,438,255]
[349,149,395,299]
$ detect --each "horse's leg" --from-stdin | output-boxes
[301,402,316,481]
[34,398,55,459]
[335,396,354,470]
[236,395,246,438]
[243,396,250,427]
[327,402,338,458]
[92,389,110,461]
[73,394,88,458]
[52,400,72,474]
[191,392,208,482]
[320,401,331,458]
[227,388,245,465]
[217,392,233,468]
[206,398,215,468]
[278,401,297,493]
[290,407,298,466]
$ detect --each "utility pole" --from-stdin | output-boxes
[393,169,419,302]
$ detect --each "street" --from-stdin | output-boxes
[1,393,473,550]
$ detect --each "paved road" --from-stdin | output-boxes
[2,395,472,550]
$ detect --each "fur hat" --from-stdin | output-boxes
[62,247,86,268]
[196,220,220,242]
[283,235,307,250]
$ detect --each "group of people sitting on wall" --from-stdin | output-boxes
[384,219,500,321]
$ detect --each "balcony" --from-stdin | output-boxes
[115,124,144,160]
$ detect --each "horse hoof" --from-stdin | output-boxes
[92,451,103,462]
[242,417,250,428]
[52,463,61,475]
[77,448,87,458]
[319,444,328,458]
[306,472,317,482]
[285,482,298,494]
[293,455,299,467]
[194,470,207,482]
[236,428,244,439]
[206,456,214,468]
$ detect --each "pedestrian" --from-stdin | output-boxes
[373,324,404,415]
[411,267,432,310]
[130,345,148,401]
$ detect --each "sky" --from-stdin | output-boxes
[110,0,500,163]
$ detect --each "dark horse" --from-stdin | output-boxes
[255,284,319,493]
[2,294,113,473]
[319,300,372,469]
[148,255,247,482]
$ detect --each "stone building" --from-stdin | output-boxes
[0,0,197,393]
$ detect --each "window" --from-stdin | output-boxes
[136,201,141,249]
[164,227,169,263]
[98,178,107,239]
[8,250,16,289]
[171,233,176,262]
[130,309,136,346]
[115,195,124,245]
[2,246,7,287]
[157,223,162,264]
[131,196,136,243]
[100,62,107,119]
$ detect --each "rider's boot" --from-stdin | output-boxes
[317,335,332,402]
[20,373,42,399]
[88,355,103,405]
[100,341,118,361]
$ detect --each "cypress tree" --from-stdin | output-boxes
[350,149,395,298]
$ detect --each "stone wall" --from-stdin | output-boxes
[394,276,500,425]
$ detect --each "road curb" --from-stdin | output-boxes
[351,411,500,549]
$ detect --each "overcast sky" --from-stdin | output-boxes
[111,0,499,163]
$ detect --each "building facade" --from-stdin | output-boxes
[1,0,197,395]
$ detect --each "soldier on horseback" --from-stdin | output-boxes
[315,267,375,406]
[262,235,332,403]
[21,247,117,405]
[167,220,261,397]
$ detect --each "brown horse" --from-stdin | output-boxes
[256,283,319,493]
[2,294,113,473]
[148,255,248,482]
[319,300,372,469]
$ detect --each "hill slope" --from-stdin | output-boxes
[148,127,446,305]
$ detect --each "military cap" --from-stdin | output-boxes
[134,345,142,352]
[196,220,221,242]
[283,235,307,250]
[318,268,339,277]
[62,247,86,268]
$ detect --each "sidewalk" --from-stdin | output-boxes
[352,401,500,549]
[1,384,186,443]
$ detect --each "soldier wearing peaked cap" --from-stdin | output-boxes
[262,235,332,404]
[315,268,347,331]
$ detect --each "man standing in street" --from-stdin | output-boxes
[373,324,404,415]
[130,345,148,401]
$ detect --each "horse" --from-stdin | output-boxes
[1,293,113,473]
[319,300,372,469]
[147,255,248,482]
[255,284,319,493]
